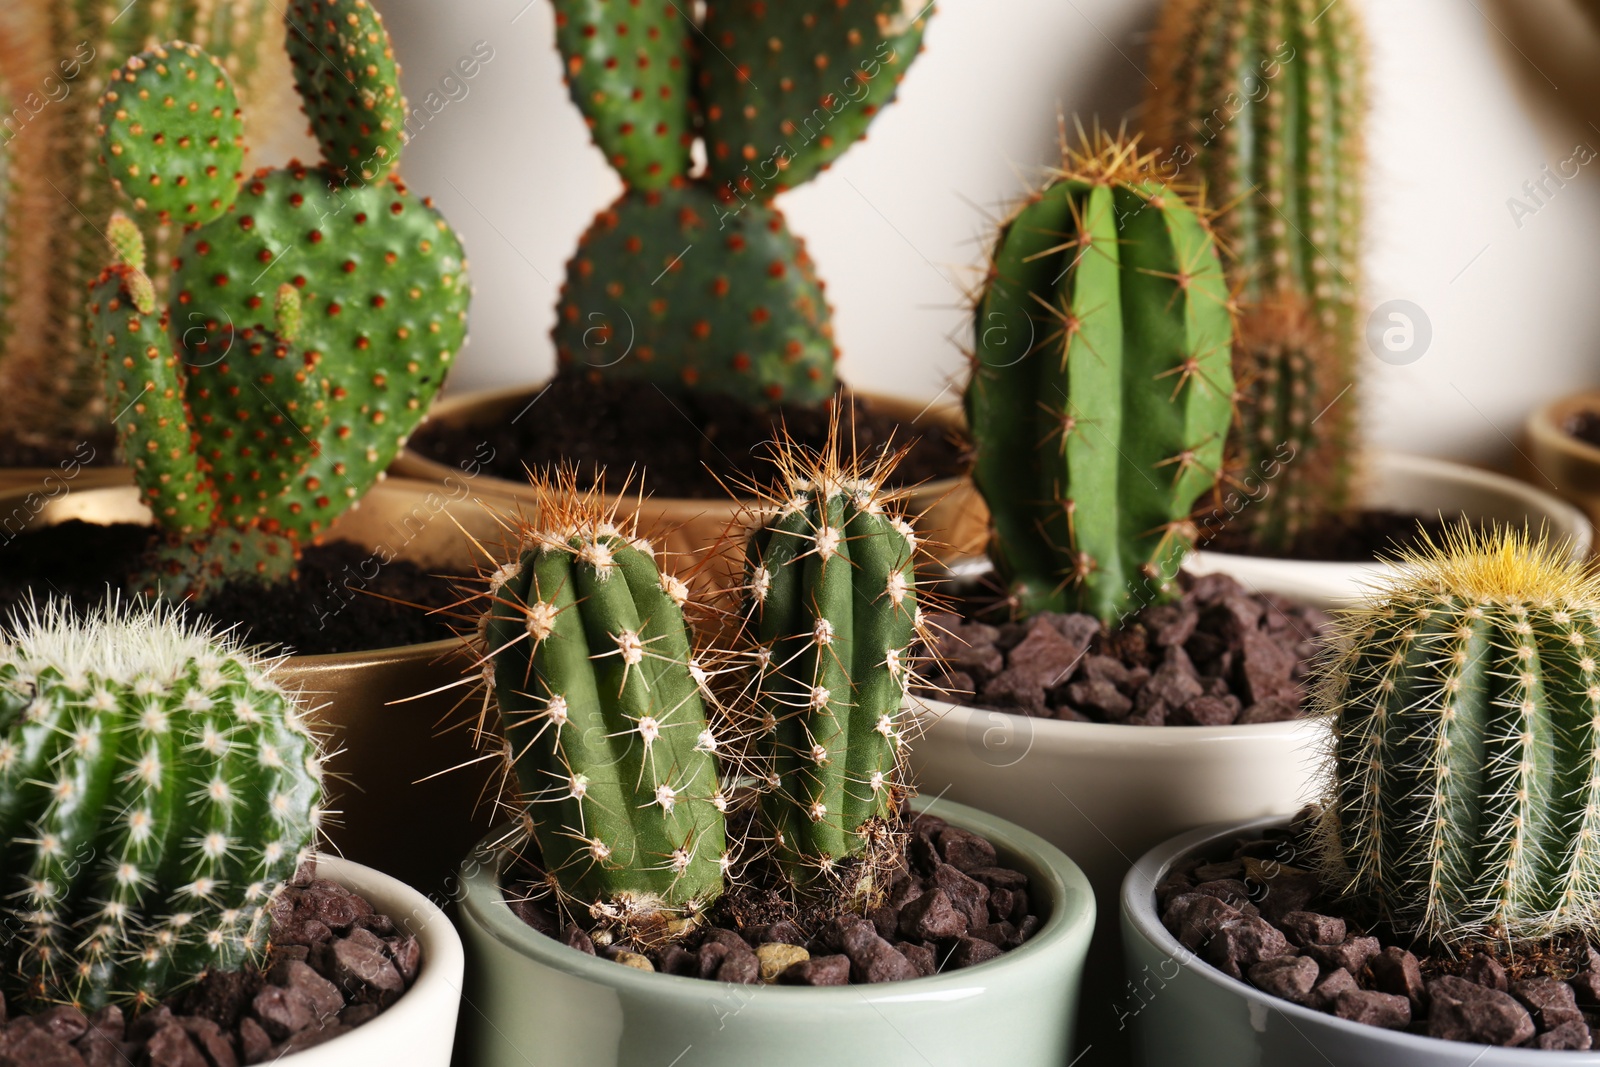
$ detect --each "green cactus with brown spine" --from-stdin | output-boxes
[967,132,1236,624]
[0,1,290,454]
[1145,0,1366,551]
[1317,527,1600,947]
[0,597,324,1010]
[474,477,733,943]
[90,8,469,599]
[550,0,930,407]
[739,440,930,898]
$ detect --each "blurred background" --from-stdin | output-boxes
[351,0,1600,470]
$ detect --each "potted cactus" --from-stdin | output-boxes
[904,129,1335,1063]
[1123,526,1600,1065]
[0,0,298,492]
[452,444,1095,1067]
[0,1,504,894]
[391,0,985,564]
[1136,0,1588,604]
[0,596,462,1064]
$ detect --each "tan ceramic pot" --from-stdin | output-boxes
[0,477,519,895]
[390,383,986,560]
[1526,389,1600,535]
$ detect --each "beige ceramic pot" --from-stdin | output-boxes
[0,477,519,895]
[1526,389,1600,534]
[390,383,987,560]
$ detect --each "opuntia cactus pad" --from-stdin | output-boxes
[0,598,323,1010]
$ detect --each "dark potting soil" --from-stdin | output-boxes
[1162,812,1600,1050]
[505,811,1040,985]
[0,430,115,471]
[1566,410,1600,452]
[0,521,458,656]
[0,861,422,1066]
[916,571,1331,726]
[408,375,966,499]
[1197,508,1459,563]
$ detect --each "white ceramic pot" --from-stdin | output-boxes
[1120,817,1600,1066]
[1188,452,1593,605]
[284,855,464,1067]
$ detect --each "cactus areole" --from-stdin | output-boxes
[90,6,470,600]
[549,0,932,408]
[1319,527,1600,947]
[966,133,1236,625]
[0,598,323,1010]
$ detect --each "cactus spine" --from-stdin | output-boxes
[1318,527,1600,946]
[741,441,927,892]
[89,4,470,598]
[550,0,930,407]
[479,479,730,939]
[1146,0,1366,550]
[967,133,1235,624]
[0,2,287,452]
[0,598,323,1010]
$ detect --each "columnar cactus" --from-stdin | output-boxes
[550,0,930,408]
[0,597,323,1009]
[740,440,929,894]
[478,479,731,940]
[1317,527,1600,946]
[89,3,470,597]
[1145,0,1367,550]
[967,133,1236,624]
[0,2,287,451]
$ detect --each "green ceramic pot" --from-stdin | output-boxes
[456,798,1095,1067]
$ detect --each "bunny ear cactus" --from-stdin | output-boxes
[549,0,932,408]
[1317,526,1600,947]
[90,13,469,599]
[0,597,323,1010]
[1145,0,1366,552]
[967,132,1235,624]
[739,435,931,901]
[475,477,733,944]
[0,1,288,452]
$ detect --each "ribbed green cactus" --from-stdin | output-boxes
[478,479,729,940]
[89,8,469,598]
[0,598,323,1010]
[0,1,286,453]
[967,133,1236,624]
[550,0,930,407]
[741,442,926,893]
[1318,527,1600,946]
[1146,0,1366,551]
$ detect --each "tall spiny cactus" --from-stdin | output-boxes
[967,131,1236,624]
[1317,527,1600,946]
[89,2,470,598]
[0,1,288,452]
[1145,0,1366,551]
[740,435,930,898]
[477,477,733,943]
[0,597,323,1010]
[550,0,930,408]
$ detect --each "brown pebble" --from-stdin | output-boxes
[146,1024,207,1067]
[1368,947,1426,1009]
[250,987,316,1042]
[272,959,344,1023]
[270,1023,350,1057]
[1204,916,1292,980]
[1428,975,1534,1047]
[563,924,596,955]
[761,920,807,946]
[0,1027,86,1067]
[339,1004,381,1028]
[329,935,405,1004]
[899,889,966,941]
[898,942,937,978]
[1246,956,1319,1004]
[1462,953,1508,993]
[1538,1020,1593,1050]
[938,825,998,872]
[1510,977,1584,1030]
[1305,936,1380,976]
[238,1018,272,1065]
[1333,990,1410,1030]
[951,936,1004,969]
[385,936,422,985]
[780,955,851,986]
[1277,912,1345,949]
[1163,894,1242,951]
[178,1016,238,1067]
[715,952,758,984]
[1308,967,1357,1011]
[932,864,990,929]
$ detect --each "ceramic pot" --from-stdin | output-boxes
[389,383,986,561]
[1526,389,1600,533]
[1187,452,1593,604]
[0,478,518,895]
[455,797,1095,1067]
[276,854,464,1067]
[1119,816,1600,1066]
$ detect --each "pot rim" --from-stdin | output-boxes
[915,696,1327,745]
[0,478,491,667]
[396,381,969,500]
[1121,815,1600,1061]
[266,853,464,1063]
[1529,389,1600,465]
[458,795,1094,1001]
